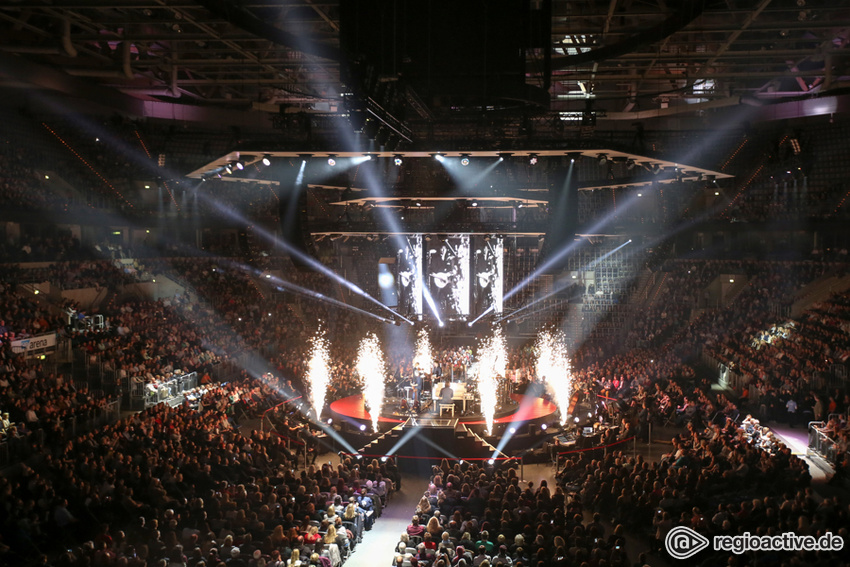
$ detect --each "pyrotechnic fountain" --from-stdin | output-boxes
[356,333,388,432]
[305,326,331,419]
[534,329,573,425]
[474,326,507,435]
[412,328,433,373]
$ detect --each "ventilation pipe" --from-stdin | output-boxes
[62,19,78,57]
[121,40,133,79]
[64,41,134,78]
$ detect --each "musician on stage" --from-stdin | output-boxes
[413,363,424,407]
[439,381,454,411]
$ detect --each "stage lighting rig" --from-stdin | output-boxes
[460,154,470,166]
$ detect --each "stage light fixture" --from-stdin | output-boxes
[364,154,373,161]
[415,200,422,207]
[327,155,337,166]
[434,153,445,162]
[460,154,470,166]
[529,154,538,165]
[235,160,245,170]
[487,458,495,465]
[597,154,608,165]
[471,200,478,207]
[394,155,403,166]
[261,155,271,166]
[498,152,512,161]
[541,423,548,430]
[359,424,366,431]
[224,164,233,174]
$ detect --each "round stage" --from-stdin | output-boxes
[329,392,558,426]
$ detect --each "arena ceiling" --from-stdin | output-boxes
[1,1,849,134]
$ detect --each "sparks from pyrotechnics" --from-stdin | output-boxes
[474,326,507,435]
[356,333,388,432]
[535,329,573,425]
[412,328,433,373]
[306,326,332,418]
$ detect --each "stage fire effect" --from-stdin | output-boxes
[412,328,433,373]
[534,330,573,425]
[356,333,388,432]
[306,327,332,419]
[475,326,507,435]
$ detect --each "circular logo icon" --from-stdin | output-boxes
[665,526,710,560]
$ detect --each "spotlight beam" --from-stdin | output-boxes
[439,156,503,194]
[502,192,643,305]
[198,192,406,322]
[385,422,424,456]
[269,275,395,324]
[329,120,443,325]
[468,304,494,326]
[499,239,632,322]
[416,434,459,460]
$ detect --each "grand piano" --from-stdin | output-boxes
[431,381,474,413]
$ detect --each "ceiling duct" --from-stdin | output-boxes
[194,0,339,61]
[551,1,705,68]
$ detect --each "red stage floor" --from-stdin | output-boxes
[328,393,557,425]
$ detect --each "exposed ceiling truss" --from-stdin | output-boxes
[0,0,848,129]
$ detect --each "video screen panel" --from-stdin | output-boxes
[426,235,470,318]
[397,235,423,317]
[473,236,503,316]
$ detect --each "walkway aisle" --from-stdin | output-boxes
[344,471,429,567]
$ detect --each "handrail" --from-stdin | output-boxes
[259,395,303,432]
[807,420,839,466]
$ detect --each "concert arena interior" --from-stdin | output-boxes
[2,2,850,566]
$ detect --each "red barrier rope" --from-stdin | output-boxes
[260,395,303,429]
[270,429,305,446]
[556,435,635,456]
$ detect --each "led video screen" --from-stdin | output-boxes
[473,236,503,316]
[426,235,470,319]
[396,235,423,317]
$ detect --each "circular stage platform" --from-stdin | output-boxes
[329,392,558,426]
